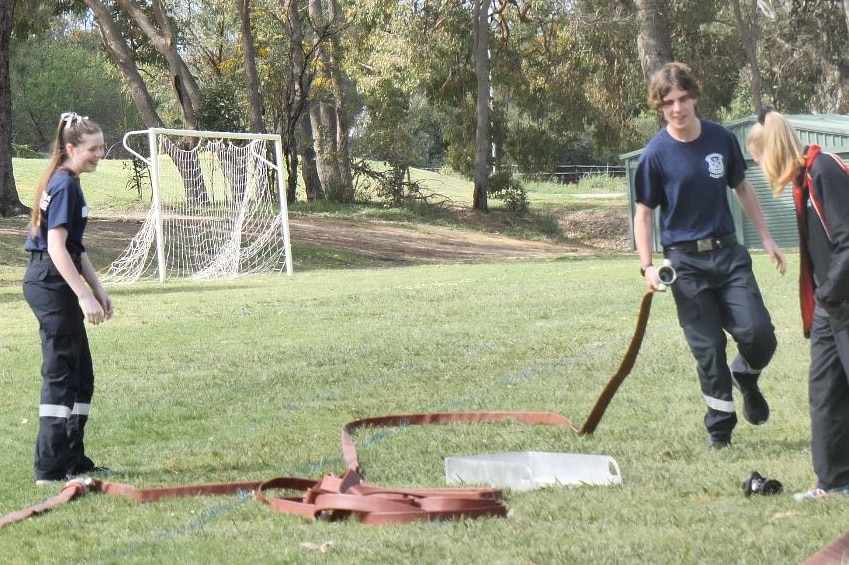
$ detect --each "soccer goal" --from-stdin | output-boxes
[102,128,293,283]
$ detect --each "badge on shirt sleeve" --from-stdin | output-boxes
[39,192,51,212]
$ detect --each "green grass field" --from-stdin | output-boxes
[0,159,844,565]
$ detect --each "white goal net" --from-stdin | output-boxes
[102,128,293,282]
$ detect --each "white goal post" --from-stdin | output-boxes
[102,128,293,282]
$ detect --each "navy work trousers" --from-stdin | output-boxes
[666,244,777,439]
[22,253,95,481]
[809,308,849,490]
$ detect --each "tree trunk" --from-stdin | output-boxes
[327,0,353,202]
[307,0,345,202]
[237,0,265,133]
[309,103,334,197]
[281,0,313,204]
[844,0,849,43]
[116,0,201,129]
[472,0,490,212]
[298,108,323,200]
[731,0,763,114]
[634,0,673,82]
[86,0,163,127]
[0,0,27,217]
[86,0,209,205]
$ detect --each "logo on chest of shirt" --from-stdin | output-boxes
[705,153,725,179]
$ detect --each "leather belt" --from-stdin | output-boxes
[664,234,736,253]
[29,250,82,270]
[30,250,82,261]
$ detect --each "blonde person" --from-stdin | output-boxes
[747,109,849,499]
[23,113,113,486]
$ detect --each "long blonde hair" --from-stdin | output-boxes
[30,113,102,237]
[746,110,806,196]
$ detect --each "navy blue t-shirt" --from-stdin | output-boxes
[634,120,745,247]
[24,169,89,255]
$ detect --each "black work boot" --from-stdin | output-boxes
[731,371,769,425]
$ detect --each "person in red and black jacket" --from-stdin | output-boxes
[747,108,849,500]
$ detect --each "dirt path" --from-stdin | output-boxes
[0,208,632,268]
[287,217,593,263]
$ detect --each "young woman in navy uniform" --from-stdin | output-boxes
[633,63,787,449]
[23,113,113,485]
[748,109,849,499]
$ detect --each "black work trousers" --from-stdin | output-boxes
[22,253,95,481]
[809,307,849,490]
[666,244,777,440]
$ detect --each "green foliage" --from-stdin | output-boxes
[574,173,628,194]
[351,87,447,170]
[560,2,644,157]
[15,0,849,214]
[194,82,244,132]
[11,144,41,158]
[632,112,662,152]
[670,1,746,120]
[10,35,142,152]
[122,158,151,199]
[487,170,529,213]
[756,1,849,113]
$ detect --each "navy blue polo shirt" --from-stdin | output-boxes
[634,120,745,247]
[24,169,89,255]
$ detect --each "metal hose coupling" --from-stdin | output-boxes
[657,259,677,291]
[64,477,95,493]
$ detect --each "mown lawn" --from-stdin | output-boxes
[1,157,842,565]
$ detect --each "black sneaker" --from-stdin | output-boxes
[35,473,71,487]
[707,435,732,449]
[732,373,770,425]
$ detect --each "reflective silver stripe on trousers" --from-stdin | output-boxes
[72,403,90,416]
[39,404,72,418]
[704,396,735,413]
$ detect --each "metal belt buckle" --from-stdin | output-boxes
[696,238,714,252]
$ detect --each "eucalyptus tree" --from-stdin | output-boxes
[84,0,213,203]
[729,0,763,114]
[0,0,25,216]
[306,0,353,203]
[0,0,96,216]
[765,0,849,112]
[273,0,328,203]
[344,0,447,201]
[348,0,645,205]
[634,0,673,81]
[485,0,646,161]
[237,0,265,133]
[472,0,490,211]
